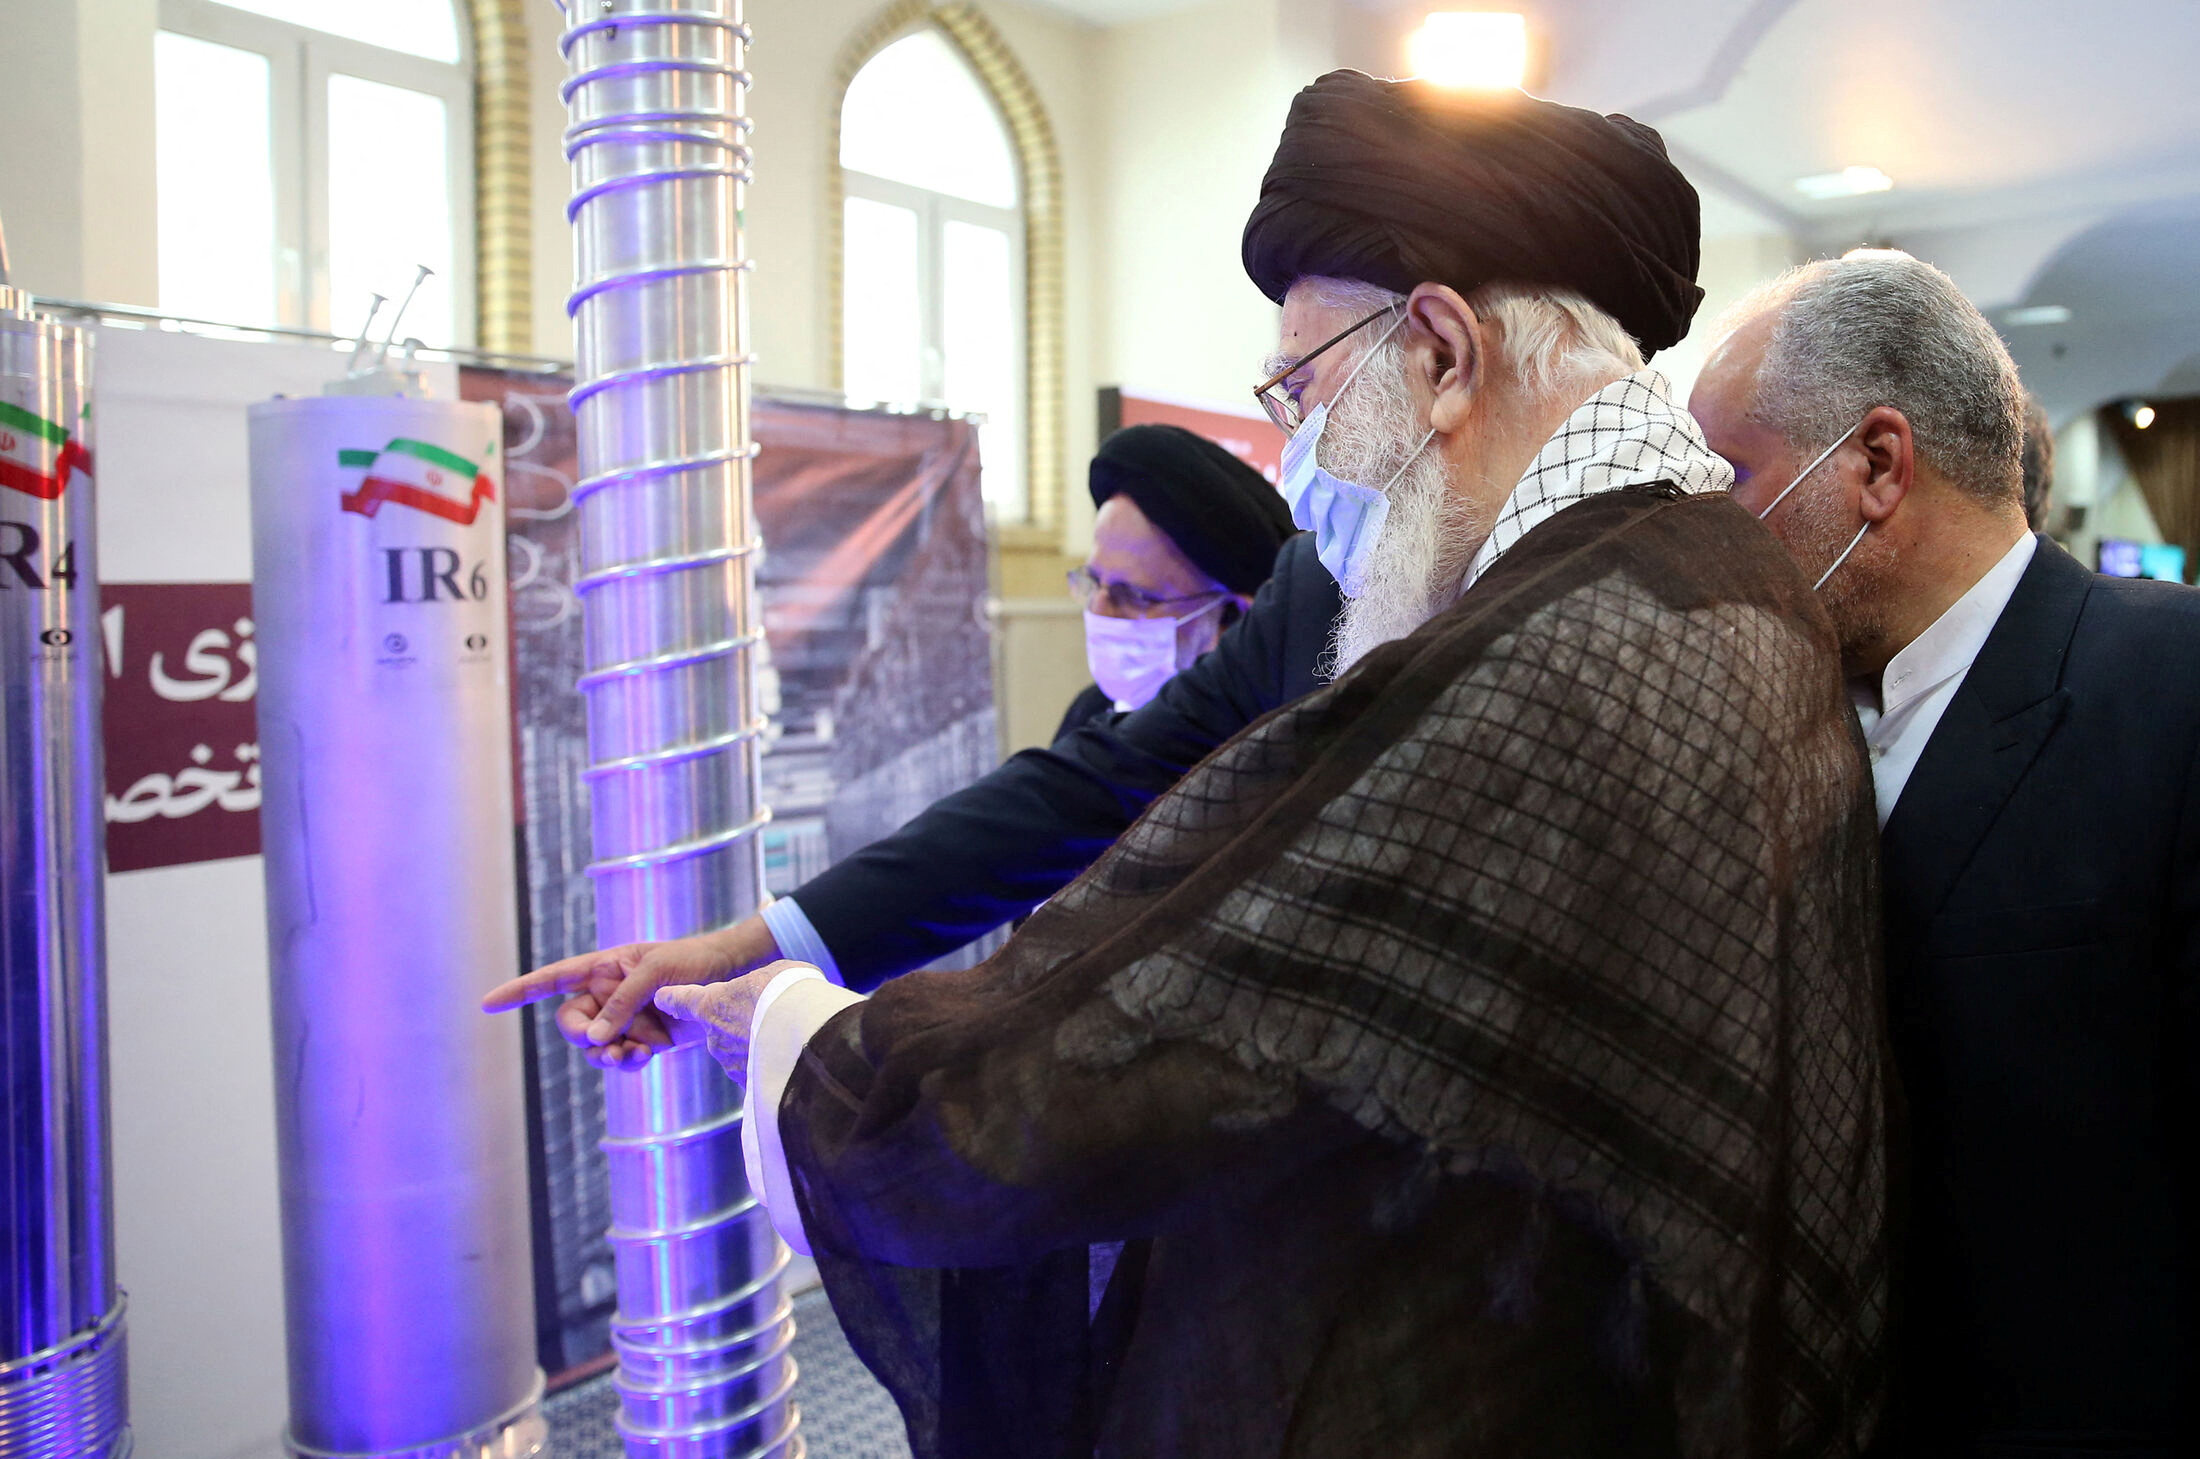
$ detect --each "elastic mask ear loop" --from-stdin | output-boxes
[1180,592,1229,631]
[1330,307,1409,403]
[1327,306,1429,488]
[1814,520,1870,591]
[1377,429,1436,493]
[1176,592,1231,665]
[1757,426,1855,521]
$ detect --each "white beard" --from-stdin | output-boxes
[1319,348,1487,678]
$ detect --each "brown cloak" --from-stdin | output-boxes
[781,487,1890,1458]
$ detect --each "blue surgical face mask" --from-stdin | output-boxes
[1277,314,1434,598]
[1755,422,1870,591]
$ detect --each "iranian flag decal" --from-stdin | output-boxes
[0,400,91,501]
[339,437,497,524]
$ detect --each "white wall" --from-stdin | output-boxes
[0,0,160,305]
[0,3,83,295]
[1657,229,1803,405]
[1095,0,1299,428]
[104,864,286,1459]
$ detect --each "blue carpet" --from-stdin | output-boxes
[544,1286,913,1457]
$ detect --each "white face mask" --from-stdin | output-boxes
[1084,598,1224,710]
[1756,422,1870,591]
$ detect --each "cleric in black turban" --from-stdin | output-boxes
[1242,70,1703,354]
[1056,423,1294,735]
[1088,424,1293,598]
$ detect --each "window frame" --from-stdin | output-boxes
[840,163,1029,521]
[156,0,477,347]
[831,8,1069,533]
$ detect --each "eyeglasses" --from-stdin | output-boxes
[1067,565,1225,617]
[1252,306,1398,434]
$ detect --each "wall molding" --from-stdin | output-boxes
[472,0,532,355]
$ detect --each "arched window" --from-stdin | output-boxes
[153,0,474,346]
[839,29,1028,520]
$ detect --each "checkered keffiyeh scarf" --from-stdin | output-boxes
[845,486,1889,1455]
[1467,368,1734,591]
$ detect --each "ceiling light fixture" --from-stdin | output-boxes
[1793,166,1895,201]
[2003,304,2073,327]
[1409,12,1529,90]
[2129,401,2157,430]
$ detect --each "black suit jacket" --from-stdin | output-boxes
[793,533,1341,988]
[1880,536,2200,1456]
[1051,683,1115,744]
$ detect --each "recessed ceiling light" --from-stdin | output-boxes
[2004,305,2073,327]
[1409,12,1529,90]
[1793,166,1894,201]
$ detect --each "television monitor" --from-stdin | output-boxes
[2097,539,2188,583]
[2141,543,2187,583]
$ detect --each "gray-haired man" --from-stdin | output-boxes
[1692,249,2200,1457]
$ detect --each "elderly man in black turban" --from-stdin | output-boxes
[1062,424,1295,734]
[496,73,1891,1459]
[487,85,1735,1016]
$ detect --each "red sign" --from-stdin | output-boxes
[1100,387,1283,484]
[99,583,262,873]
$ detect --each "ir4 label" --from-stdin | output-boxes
[0,521,80,591]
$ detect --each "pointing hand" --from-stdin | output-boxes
[479,914,783,1070]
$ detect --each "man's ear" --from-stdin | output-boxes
[1403,283,1483,434]
[1854,405,1915,524]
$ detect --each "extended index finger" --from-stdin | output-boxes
[481,947,627,1013]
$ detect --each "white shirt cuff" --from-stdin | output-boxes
[739,965,867,1257]
[759,896,845,987]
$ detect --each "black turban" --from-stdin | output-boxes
[1242,71,1703,355]
[1088,425,1294,597]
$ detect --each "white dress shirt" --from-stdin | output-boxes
[739,966,864,1254]
[1850,532,2036,828]
[739,370,1738,1249]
